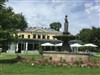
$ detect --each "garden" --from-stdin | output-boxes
[0,53,100,75]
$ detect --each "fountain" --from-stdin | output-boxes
[43,15,90,61]
[53,15,75,52]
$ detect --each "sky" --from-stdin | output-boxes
[5,0,100,35]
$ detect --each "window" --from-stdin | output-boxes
[28,35,30,38]
[33,35,36,38]
[22,35,24,38]
[38,35,41,39]
[42,35,45,39]
[47,36,50,39]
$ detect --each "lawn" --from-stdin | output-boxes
[0,53,100,75]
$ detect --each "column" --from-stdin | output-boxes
[16,44,18,52]
[33,42,34,50]
[26,42,28,52]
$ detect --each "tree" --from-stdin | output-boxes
[90,27,100,48]
[0,29,18,51]
[0,0,7,3]
[0,1,28,51]
[77,27,100,48]
[77,28,92,43]
[0,0,8,8]
[0,7,27,30]
[50,22,62,31]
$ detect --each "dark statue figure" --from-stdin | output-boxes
[64,15,68,33]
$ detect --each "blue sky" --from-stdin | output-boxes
[5,0,100,35]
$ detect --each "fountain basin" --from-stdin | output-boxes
[53,34,75,52]
[43,51,90,61]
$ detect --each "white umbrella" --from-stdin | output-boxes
[41,42,54,46]
[83,43,97,52]
[70,43,83,52]
[41,43,54,51]
[55,43,62,46]
[83,43,97,47]
[70,43,82,47]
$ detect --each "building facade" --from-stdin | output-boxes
[8,27,62,53]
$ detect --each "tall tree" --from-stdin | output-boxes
[90,27,100,48]
[0,0,8,8]
[0,1,28,51]
[77,28,92,43]
[77,27,100,48]
[0,7,27,30]
[50,22,62,31]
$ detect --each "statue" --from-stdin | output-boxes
[54,15,75,52]
[64,15,68,33]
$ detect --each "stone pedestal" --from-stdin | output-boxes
[43,51,90,61]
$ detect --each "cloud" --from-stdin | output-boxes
[5,0,100,35]
[84,3,100,14]
[84,2,100,28]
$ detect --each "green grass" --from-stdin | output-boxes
[96,52,100,56]
[1,63,100,75]
[0,53,100,75]
[90,56,100,61]
[90,52,100,61]
[0,53,42,59]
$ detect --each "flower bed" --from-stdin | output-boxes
[15,55,100,67]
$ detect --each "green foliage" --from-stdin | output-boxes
[0,7,27,30]
[50,22,62,31]
[77,28,92,43]
[0,0,7,4]
[77,27,100,48]
[90,27,100,48]
[0,0,8,9]
[39,46,43,55]
[0,2,28,51]
[0,29,18,51]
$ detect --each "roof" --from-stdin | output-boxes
[17,27,62,34]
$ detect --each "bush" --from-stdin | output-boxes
[39,49,43,55]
